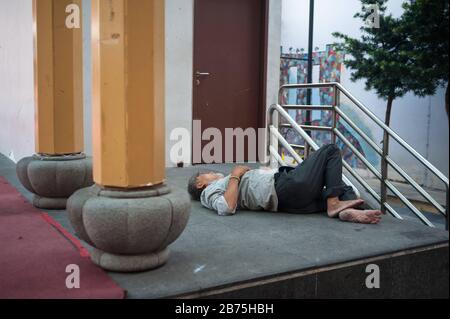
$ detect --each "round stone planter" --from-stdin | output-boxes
[16,154,94,209]
[67,184,191,272]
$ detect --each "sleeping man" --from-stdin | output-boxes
[188,144,383,224]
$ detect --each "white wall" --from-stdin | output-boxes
[281,0,449,189]
[266,0,282,110]
[83,0,92,155]
[0,0,35,163]
[165,0,194,167]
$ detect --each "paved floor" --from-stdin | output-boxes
[363,178,447,229]
[0,154,448,298]
[365,178,447,206]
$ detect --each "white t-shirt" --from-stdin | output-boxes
[200,169,279,216]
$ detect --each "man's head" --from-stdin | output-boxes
[187,172,224,201]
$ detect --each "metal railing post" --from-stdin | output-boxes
[305,144,310,159]
[381,132,389,215]
[332,84,338,144]
[267,106,277,168]
[446,186,449,231]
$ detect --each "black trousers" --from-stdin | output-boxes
[274,144,357,213]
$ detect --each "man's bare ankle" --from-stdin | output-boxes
[327,197,339,207]
[327,198,364,218]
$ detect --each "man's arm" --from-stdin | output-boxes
[223,178,240,211]
[223,166,251,210]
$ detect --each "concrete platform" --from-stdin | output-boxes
[0,154,448,298]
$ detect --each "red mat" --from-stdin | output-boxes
[0,177,125,299]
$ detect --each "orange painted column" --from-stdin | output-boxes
[33,0,84,155]
[67,0,190,272]
[17,0,93,210]
[91,0,166,188]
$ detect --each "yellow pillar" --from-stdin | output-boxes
[92,0,166,188]
[17,0,93,209]
[33,0,84,155]
[67,0,190,272]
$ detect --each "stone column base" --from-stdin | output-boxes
[32,195,69,210]
[16,154,94,210]
[67,184,191,273]
[90,247,170,273]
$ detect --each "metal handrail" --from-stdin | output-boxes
[334,106,446,216]
[268,103,361,198]
[271,82,449,229]
[280,83,449,187]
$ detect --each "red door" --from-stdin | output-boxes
[193,0,267,163]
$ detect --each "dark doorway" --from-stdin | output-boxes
[193,0,268,164]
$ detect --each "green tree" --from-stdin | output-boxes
[401,0,449,124]
[332,0,416,212]
[333,0,414,130]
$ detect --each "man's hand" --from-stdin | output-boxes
[231,166,251,178]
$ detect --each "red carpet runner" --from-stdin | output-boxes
[0,177,125,299]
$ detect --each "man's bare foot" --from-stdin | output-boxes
[327,198,365,217]
[339,209,383,224]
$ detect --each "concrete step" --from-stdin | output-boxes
[179,244,449,299]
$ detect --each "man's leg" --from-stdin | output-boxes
[311,145,383,223]
[275,144,362,213]
[307,144,366,216]
[276,144,383,223]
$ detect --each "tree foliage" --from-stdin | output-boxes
[333,0,449,121]
[400,0,449,97]
[333,0,416,102]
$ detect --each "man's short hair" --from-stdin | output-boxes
[187,173,204,201]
